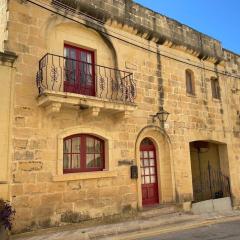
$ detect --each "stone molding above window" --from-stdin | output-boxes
[54,126,116,181]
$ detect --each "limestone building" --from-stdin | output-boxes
[0,0,239,232]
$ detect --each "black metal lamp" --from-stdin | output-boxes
[151,107,170,126]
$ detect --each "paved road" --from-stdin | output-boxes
[142,220,240,240]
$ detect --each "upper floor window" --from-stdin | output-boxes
[64,44,95,96]
[63,134,104,173]
[211,78,221,99]
[186,69,195,95]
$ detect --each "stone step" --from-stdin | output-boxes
[139,205,179,219]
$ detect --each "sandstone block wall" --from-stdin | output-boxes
[0,0,239,233]
[0,0,8,51]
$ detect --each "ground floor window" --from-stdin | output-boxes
[63,134,104,173]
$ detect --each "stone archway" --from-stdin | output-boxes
[135,126,175,208]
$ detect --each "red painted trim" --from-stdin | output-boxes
[63,134,104,174]
[64,44,96,96]
[140,138,159,206]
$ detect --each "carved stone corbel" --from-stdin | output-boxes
[45,102,61,116]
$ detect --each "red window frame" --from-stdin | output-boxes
[63,134,105,174]
[64,44,96,96]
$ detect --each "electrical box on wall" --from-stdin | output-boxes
[130,165,138,179]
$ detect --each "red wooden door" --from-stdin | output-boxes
[64,45,95,96]
[140,138,159,206]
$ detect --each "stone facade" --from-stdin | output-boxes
[0,0,239,233]
[0,0,8,52]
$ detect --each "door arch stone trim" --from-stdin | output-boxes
[135,125,175,208]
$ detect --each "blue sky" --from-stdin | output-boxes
[134,0,240,54]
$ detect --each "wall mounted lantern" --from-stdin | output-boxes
[151,107,170,127]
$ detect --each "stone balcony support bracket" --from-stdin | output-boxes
[83,107,101,117]
[45,102,62,116]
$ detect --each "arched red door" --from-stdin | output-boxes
[140,138,159,206]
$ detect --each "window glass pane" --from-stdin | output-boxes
[141,168,144,175]
[70,50,77,83]
[65,48,76,84]
[85,53,93,87]
[95,140,101,153]
[149,151,154,158]
[151,176,156,183]
[150,167,155,175]
[143,151,148,158]
[63,154,71,169]
[86,72,93,86]
[141,177,145,184]
[72,154,80,169]
[95,154,102,167]
[86,53,92,64]
[80,52,87,85]
[145,176,150,184]
[144,159,149,166]
[86,137,95,153]
[80,52,87,62]
[72,137,80,153]
[86,154,95,168]
[64,139,71,153]
[144,168,150,175]
[64,47,69,58]
[149,159,154,166]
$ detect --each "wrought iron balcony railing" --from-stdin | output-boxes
[36,53,136,104]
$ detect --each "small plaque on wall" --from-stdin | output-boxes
[118,159,134,166]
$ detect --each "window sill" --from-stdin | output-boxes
[53,170,117,182]
[186,93,196,98]
[212,98,221,102]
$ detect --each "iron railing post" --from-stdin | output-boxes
[208,161,213,199]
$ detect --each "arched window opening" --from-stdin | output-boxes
[186,69,195,95]
[63,134,104,173]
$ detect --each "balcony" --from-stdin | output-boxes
[36,53,137,117]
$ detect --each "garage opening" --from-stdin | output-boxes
[190,141,231,202]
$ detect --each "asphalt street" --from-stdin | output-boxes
[141,220,240,240]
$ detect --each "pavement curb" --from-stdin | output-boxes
[114,215,240,240]
[12,212,240,240]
